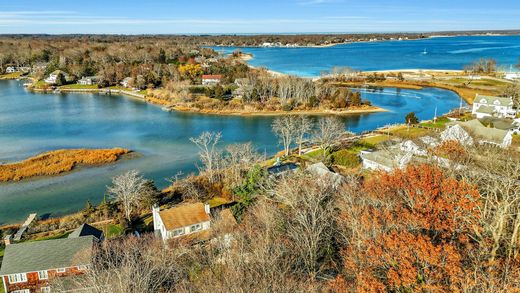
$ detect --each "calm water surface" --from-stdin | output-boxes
[0,80,462,224]
[216,35,520,76]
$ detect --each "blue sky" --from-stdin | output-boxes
[0,0,519,34]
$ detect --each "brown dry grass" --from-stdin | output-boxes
[0,148,129,182]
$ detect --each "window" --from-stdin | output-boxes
[56,268,66,273]
[41,287,51,293]
[190,223,202,233]
[38,270,48,280]
[77,265,88,270]
[11,290,30,293]
[8,273,27,283]
[172,228,185,237]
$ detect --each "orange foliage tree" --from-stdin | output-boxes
[335,164,481,292]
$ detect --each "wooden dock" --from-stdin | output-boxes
[13,213,37,241]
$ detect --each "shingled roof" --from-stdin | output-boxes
[0,236,95,275]
[68,223,103,240]
[159,203,211,231]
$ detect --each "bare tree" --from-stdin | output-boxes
[224,142,263,188]
[295,116,314,155]
[272,173,338,277]
[272,116,297,156]
[314,116,345,157]
[190,131,222,182]
[107,170,148,222]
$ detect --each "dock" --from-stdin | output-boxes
[13,213,37,241]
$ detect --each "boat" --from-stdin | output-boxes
[422,48,428,55]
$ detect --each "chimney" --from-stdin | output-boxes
[4,234,12,246]
[204,203,210,215]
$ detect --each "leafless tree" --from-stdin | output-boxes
[271,173,338,277]
[272,116,297,156]
[295,116,314,155]
[224,142,263,188]
[52,235,184,293]
[190,131,222,182]
[314,116,345,157]
[107,170,148,222]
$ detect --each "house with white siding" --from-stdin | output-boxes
[472,94,516,119]
[152,202,211,241]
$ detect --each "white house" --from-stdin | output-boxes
[152,202,211,241]
[77,76,99,86]
[5,66,17,74]
[360,149,414,172]
[472,94,516,119]
[120,77,132,88]
[444,119,513,148]
[44,73,58,84]
[202,74,222,86]
[504,72,520,80]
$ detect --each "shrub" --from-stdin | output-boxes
[330,150,361,168]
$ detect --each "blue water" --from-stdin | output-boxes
[216,35,520,77]
[0,80,462,224]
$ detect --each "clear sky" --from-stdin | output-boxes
[0,0,519,34]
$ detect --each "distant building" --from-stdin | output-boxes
[445,119,513,148]
[120,77,132,88]
[153,202,211,241]
[77,76,99,86]
[472,94,516,119]
[202,74,223,86]
[0,235,97,293]
[5,67,17,74]
[504,72,520,80]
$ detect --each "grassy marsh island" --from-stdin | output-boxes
[0,148,131,182]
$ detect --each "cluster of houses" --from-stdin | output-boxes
[361,94,519,172]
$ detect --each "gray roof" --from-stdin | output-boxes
[0,236,94,275]
[475,94,513,107]
[475,105,496,114]
[68,224,103,240]
[456,119,509,144]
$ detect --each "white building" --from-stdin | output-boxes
[5,66,17,74]
[77,76,99,86]
[152,202,211,241]
[444,119,513,149]
[44,73,58,84]
[504,72,520,80]
[360,149,414,172]
[202,74,222,86]
[472,94,516,119]
[120,77,132,88]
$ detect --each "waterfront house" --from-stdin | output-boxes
[0,236,96,293]
[440,124,475,146]
[44,70,68,85]
[472,94,516,119]
[202,74,222,86]
[77,76,99,86]
[120,77,132,88]
[152,202,211,241]
[5,66,17,74]
[445,119,513,148]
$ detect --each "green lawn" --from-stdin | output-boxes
[420,117,450,129]
[98,223,124,238]
[446,78,509,87]
[359,134,392,147]
[0,72,23,79]
[31,231,71,241]
[59,84,99,90]
[388,126,431,139]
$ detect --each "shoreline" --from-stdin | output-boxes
[169,105,388,116]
